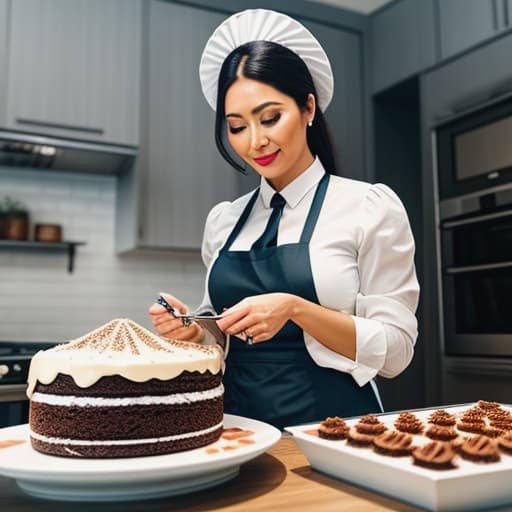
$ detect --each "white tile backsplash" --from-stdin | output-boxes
[0,167,205,342]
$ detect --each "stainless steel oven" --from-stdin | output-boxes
[434,94,512,357]
[0,341,55,427]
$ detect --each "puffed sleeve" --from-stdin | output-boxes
[201,201,231,269]
[350,183,419,385]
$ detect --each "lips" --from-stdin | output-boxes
[254,150,279,166]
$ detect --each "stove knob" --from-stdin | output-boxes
[0,364,9,377]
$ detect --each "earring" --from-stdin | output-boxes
[308,121,313,127]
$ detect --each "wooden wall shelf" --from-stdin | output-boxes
[0,240,86,273]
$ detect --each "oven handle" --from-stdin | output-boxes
[442,208,512,229]
[445,260,512,274]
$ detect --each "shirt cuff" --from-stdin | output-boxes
[303,315,387,387]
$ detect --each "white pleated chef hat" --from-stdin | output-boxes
[199,8,334,112]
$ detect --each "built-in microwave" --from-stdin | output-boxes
[434,95,512,357]
[436,94,512,201]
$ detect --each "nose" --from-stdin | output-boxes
[250,126,269,150]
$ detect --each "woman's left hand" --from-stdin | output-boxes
[216,293,296,343]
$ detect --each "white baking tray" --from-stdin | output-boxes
[285,404,512,511]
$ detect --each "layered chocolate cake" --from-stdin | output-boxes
[27,319,224,458]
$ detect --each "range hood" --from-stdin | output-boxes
[0,130,137,175]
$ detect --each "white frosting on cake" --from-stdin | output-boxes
[29,420,224,448]
[31,384,224,407]
[27,318,223,397]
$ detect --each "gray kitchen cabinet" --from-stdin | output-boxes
[5,0,141,145]
[301,19,365,180]
[0,0,8,127]
[139,0,238,249]
[438,0,511,60]
[117,1,253,251]
[370,0,436,93]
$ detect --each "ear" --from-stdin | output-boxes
[305,93,316,124]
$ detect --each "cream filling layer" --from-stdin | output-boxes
[31,384,224,407]
[30,421,224,446]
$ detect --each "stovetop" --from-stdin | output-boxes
[0,341,57,386]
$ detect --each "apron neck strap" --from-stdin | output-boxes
[299,173,330,243]
[222,187,260,251]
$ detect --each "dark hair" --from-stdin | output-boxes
[214,40,337,175]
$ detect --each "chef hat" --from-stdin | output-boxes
[199,8,334,112]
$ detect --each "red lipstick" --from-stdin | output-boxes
[254,150,279,166]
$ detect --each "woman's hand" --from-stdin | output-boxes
[148,292,204,343]
[216,293,296,344]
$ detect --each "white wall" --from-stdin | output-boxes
[0,167,206,342]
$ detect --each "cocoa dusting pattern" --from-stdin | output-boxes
[53,318,220,357]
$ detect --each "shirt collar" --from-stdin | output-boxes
[259,157,326,209]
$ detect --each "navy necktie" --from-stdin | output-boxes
[251,193,286,249]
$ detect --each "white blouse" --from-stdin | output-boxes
[199,157,420,388]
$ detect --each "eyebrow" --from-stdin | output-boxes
[226,101,283,119]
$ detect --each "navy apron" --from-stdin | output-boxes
[208,174,380,429]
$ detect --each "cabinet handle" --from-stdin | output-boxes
[442,209,512,229]
[15,118,104,135]
[444,260,512,274]
[503,0,510,27]
[492,0,499,31]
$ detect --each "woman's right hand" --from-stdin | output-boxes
[148,292,204,343]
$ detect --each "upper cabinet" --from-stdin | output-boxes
[301,19,365,180]
[117,1,257,251]
[439,0,512,60]
[4,0,141,145]
[0,0,8,128]
[370,0,436,93]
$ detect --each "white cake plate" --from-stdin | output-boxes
[0,414,281,502]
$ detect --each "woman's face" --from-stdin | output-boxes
[225,77,315,190]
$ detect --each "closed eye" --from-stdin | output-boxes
[262,113,280,126]
[229,126,245,134]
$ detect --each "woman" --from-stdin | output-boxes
[149,9,419,430]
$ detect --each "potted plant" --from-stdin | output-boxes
[1,196,30,241]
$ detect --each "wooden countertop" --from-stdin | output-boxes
[0,435,419,512]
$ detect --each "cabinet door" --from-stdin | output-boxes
[438,0,500,60]
[0,0,8,127]
[140,1,241,249]
[371,0,436,93]
[6,0,141,145]
[301,19,365,180]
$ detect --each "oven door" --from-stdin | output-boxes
[441,207,512,356]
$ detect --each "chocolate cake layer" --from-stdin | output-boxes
[30,425,223,458]
[34,371,222,397]
[30,397,223,440]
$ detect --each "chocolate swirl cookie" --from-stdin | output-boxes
[394,412,424,434]
[346,428,374,447]
[373,430,414,456]
[453,435,501,463]
[354,415,387,436]
[428,409,456,427]
[498,432,512,455]
[412,441,457,470]
[425,424,458,441]
[478,400,501,411]
[318,417,348,440]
